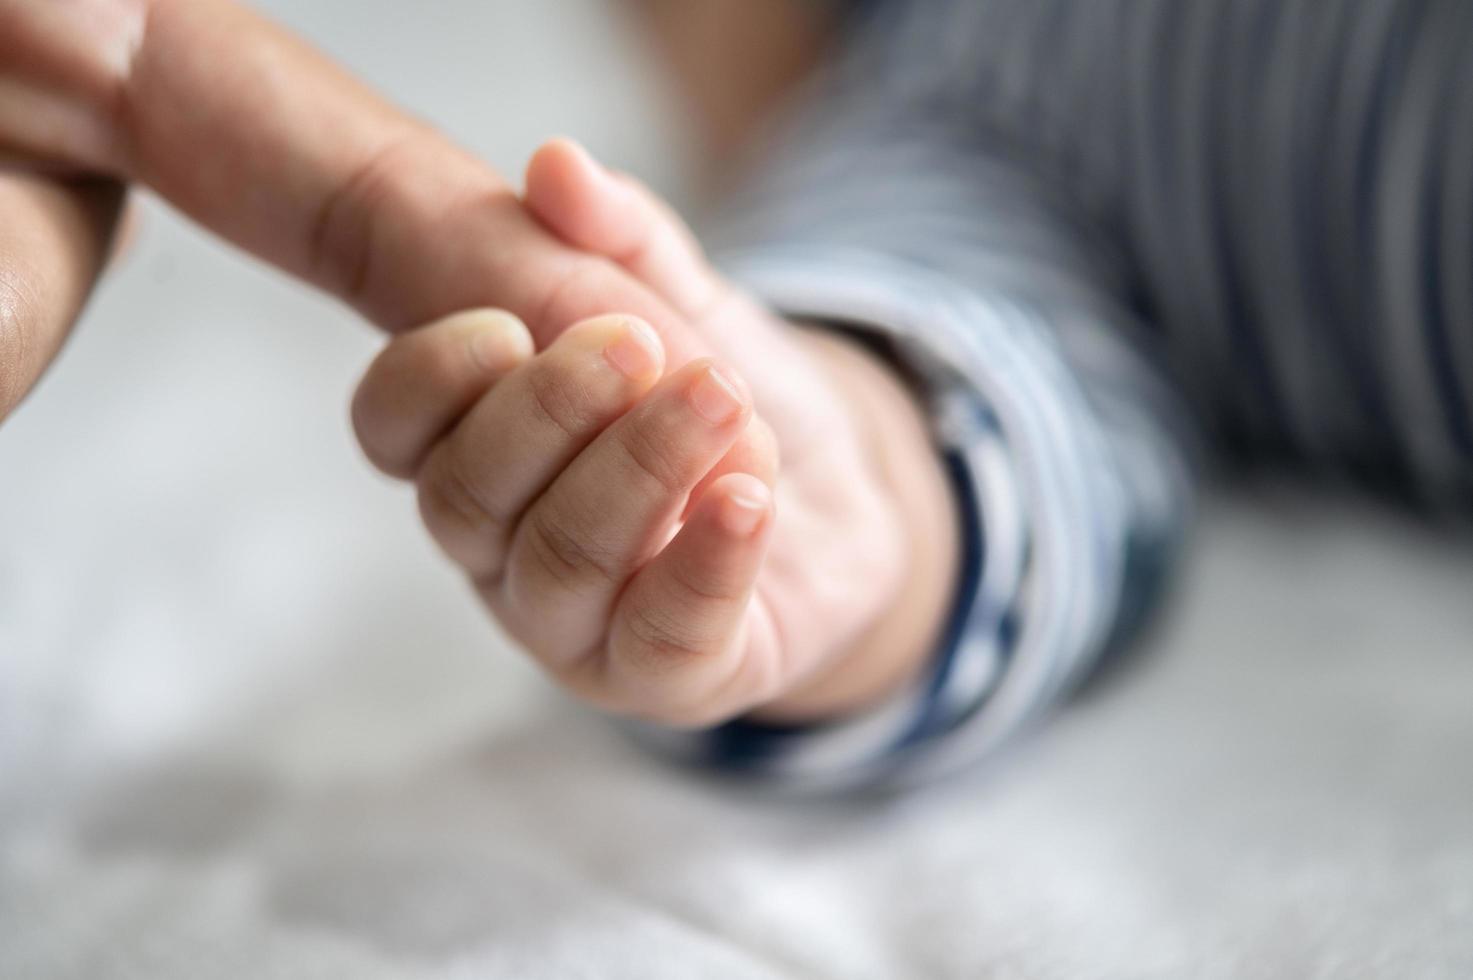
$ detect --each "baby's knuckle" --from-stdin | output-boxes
[677,566,739,604]
[523,510,622,591]
[419,452,503,538]
[525,361,593,441]
[619,417,689,496]
[622,600,705,666]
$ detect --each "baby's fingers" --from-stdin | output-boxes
[494,358,756,659]
[353,308,532,478]
[416,313,664,582]
[599,473,780,728]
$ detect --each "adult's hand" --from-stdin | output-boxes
[0,0,717,418]
[0,171,122,420]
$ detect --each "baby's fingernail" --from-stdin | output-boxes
[470,326,528,372]
[720,485,769,537]
[603,318,662,381]
[688,364,744,425]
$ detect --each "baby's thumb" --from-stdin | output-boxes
[523,138,719,318]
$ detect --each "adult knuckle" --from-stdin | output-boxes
[307,132,420,301]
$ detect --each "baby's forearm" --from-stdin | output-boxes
[750,328,962,722]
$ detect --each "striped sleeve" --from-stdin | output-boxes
[631,14,1197,792]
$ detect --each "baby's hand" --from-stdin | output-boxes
[351,141,956,727]
[355,305,785,723]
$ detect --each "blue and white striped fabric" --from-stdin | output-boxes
[643,0,1472,790]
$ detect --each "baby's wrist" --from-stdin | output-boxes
[747,325,962,722]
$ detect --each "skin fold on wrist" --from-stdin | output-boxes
[746,325,963,724]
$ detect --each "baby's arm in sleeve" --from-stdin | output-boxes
[650,29,1198,789]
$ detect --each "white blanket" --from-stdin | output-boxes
[4,3,1472,976]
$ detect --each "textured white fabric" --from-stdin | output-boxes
[6,447,1473,979]
[3,3,1473,977]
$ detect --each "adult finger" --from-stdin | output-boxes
[47,0,713,363]
[0,169,123,423]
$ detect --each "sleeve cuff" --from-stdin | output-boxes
[627,246,1145,791]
